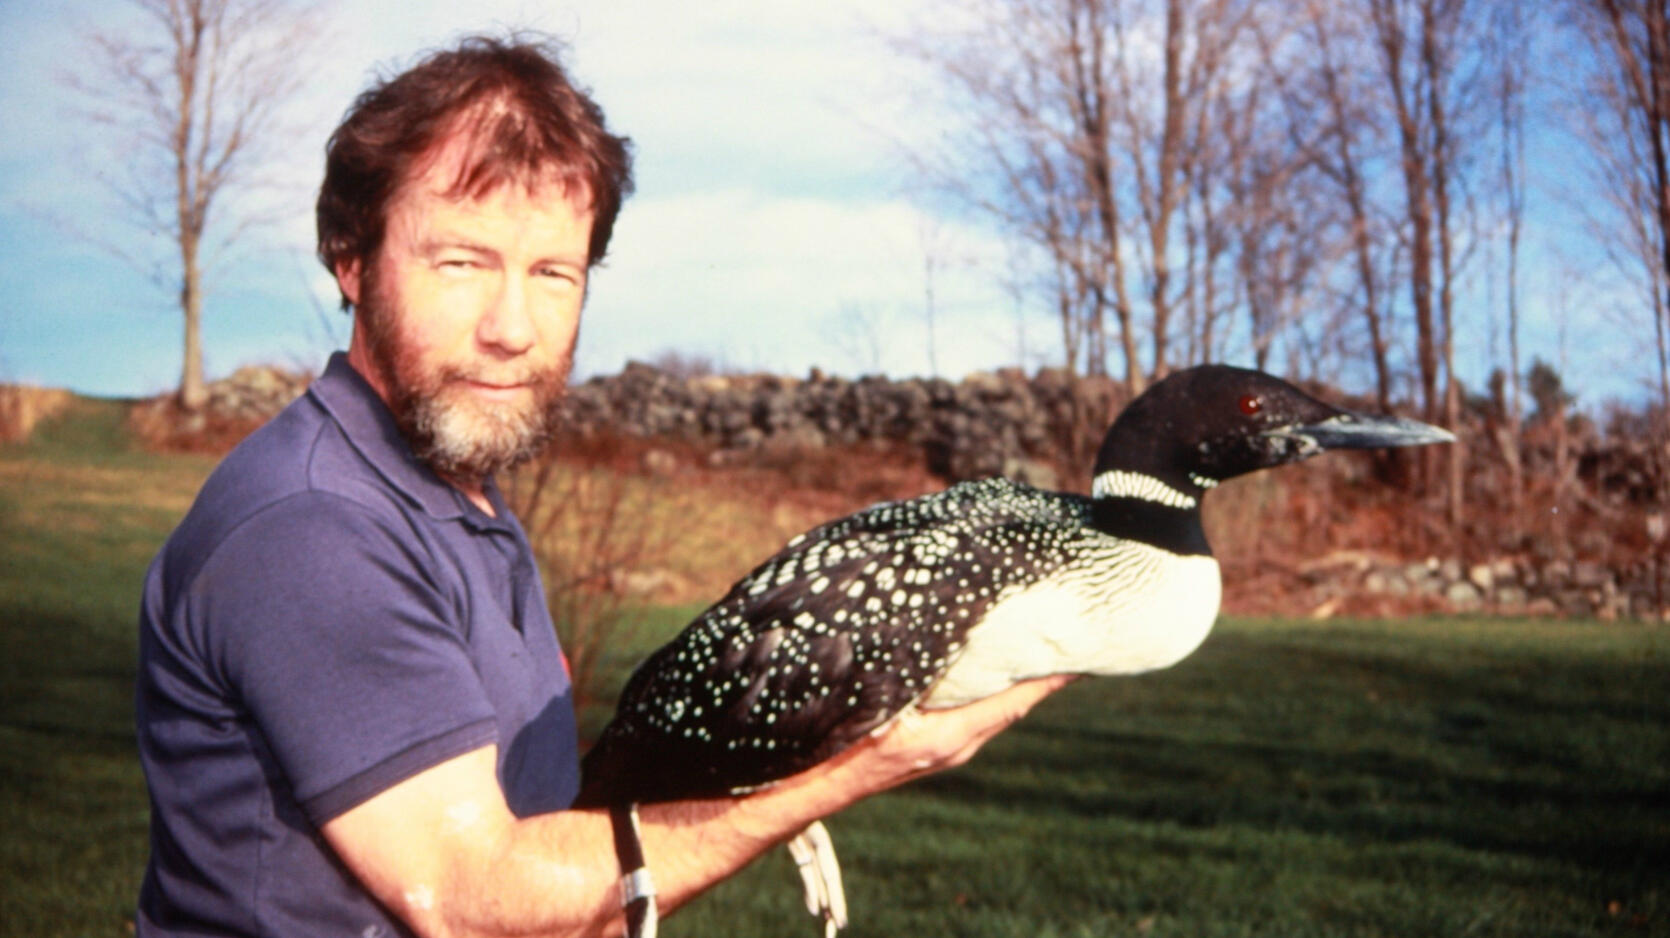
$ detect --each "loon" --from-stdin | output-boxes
[574,364,1454,937]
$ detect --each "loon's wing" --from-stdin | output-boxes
[576,478,1087,805]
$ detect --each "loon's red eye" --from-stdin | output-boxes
[1238,395,1262,416]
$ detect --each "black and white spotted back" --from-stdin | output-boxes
[575,477,1094,804]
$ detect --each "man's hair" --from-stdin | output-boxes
[316,35,634,302]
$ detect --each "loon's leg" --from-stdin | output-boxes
[610,803,659,938]
[787,820,847,936]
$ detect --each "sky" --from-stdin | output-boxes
[0,0,1655,408]
[0,0,1022,399]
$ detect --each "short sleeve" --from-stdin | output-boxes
[186,492,498,823]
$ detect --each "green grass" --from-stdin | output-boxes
[665,616,1668,937]
[3,402,1667,937]
[0,399,216,938]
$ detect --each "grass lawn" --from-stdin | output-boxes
[2,400,1666,937]
[670,615,1668,937]
[0,398,217,938]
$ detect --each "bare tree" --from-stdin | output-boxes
[896,0,1278,393]
[1422,0,1467,526]
[916,215,956,378]
[822,302,890,374]
[1368,0,1444,423]
[1359,0,1495,531]
[64,0,320,412]
[1112,0,1259,382]
[1294,0,1399,412]
[896,0,1521,471]
[900,0,1138,387]
[1567,0,1670,426]
[1215,20,1343,376]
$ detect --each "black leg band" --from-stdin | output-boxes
[609,803,658,938]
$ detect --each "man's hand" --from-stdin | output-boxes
[803,673,1079,802]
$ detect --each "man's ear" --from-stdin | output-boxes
[335,257,363,308]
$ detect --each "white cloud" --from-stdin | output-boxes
[580,187,1022,377]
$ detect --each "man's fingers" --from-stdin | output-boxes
[972,673,1078,726]
[806,672,1081,799]
[879,673,1080,776]
[935,674,1079,759]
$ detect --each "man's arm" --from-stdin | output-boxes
[322,674,1073,938]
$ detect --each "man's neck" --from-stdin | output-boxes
[448,475,496,518]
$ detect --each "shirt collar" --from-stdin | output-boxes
[309,352,509,526]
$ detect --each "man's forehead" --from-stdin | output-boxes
[404,125,594,213]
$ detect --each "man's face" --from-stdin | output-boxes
[340,143,593,484]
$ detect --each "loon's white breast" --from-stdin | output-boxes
[922,543,1222,708]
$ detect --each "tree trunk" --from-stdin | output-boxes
[179,247,208,411]
[1147,0,1187,383]
[1307,3,1394,412]
[1067,0,1139,392]
[1504,97,1526,539]
[174,3,209,413]
[1379,2,1440,425]
[1423,0,1464,531]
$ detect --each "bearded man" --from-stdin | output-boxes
[134,35,1064,938]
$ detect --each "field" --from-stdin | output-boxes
[2,400,1666,937]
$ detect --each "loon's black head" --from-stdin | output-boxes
[1091,365,1454,507]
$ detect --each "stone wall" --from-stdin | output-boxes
[1298,551,1669,621]
[562,362,1128,489]
[200,365,313,419]
[127,365,315,450]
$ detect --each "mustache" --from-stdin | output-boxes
[437,363,568,390]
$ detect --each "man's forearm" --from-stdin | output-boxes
[329,676,1073,938]
[631,674,1076,924]
[477,746,880,935]
[325,739,879,938]
[473,802,796,936]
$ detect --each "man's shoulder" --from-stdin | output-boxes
[210,392,376,508]
[163,391,418,579]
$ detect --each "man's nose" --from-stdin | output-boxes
[477,275,536,356]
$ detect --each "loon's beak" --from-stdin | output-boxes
[1266,411,1456,454]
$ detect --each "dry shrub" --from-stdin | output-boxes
[507,430,733,722]
[1206,450,1456,616]
[506,429,942,726]
[721,439,942,519]
[0,384,73,444]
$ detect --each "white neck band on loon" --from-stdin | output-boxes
[1091,469,1199,509]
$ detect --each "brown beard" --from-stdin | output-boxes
[356,263,572,485]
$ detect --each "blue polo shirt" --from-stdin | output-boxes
[135,353,578,937]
